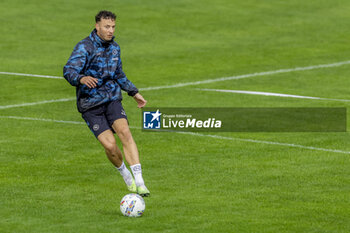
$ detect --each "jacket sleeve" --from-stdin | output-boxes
[115,58,139,97]
[63,42,88,86]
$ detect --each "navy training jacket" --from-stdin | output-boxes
[63,29,138,113]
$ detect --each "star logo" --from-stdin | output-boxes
[150,109,161,122]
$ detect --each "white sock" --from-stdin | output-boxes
[130,164,145,187]
[116,162,133,186]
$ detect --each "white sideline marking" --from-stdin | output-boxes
[139,60,350,91]
[1,115,349,155]
[199,89,350,102]
[0,72,62,79]
[176,131,350,154]
[0,98,75,110]
[0,116,85,124]
[2,60,350,90]
[0,116,138,129]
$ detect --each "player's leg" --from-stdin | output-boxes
[112,118,150,197]
[112,119,139,165]
[97,129,123,167]
[82,106,136,192]
[97,129,136,192]
[105,100,150,197]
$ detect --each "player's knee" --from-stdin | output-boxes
[117,127,132,142]
[104,142,117,154]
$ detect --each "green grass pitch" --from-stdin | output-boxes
[1,0,350,232]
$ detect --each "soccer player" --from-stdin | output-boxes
[63,10,150,197]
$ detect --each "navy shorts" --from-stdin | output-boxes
[82,100,128,138]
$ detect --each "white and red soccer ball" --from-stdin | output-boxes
[120,193,145,217]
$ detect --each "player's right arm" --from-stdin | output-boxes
[63,42,90,86]
[80,76,98,88]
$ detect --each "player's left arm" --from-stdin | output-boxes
[114,57,147,108]
[114,57,138,93]
[133,93,147,108]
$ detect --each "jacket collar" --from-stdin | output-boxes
[90,29,115,47]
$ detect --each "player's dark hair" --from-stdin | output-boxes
[95,10,116,22]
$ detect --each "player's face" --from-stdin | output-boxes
[95,18,115,41]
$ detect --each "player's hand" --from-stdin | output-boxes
[133,93,147,108]
[80,76,98,88]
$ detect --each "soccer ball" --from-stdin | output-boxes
[120,193,145,217]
